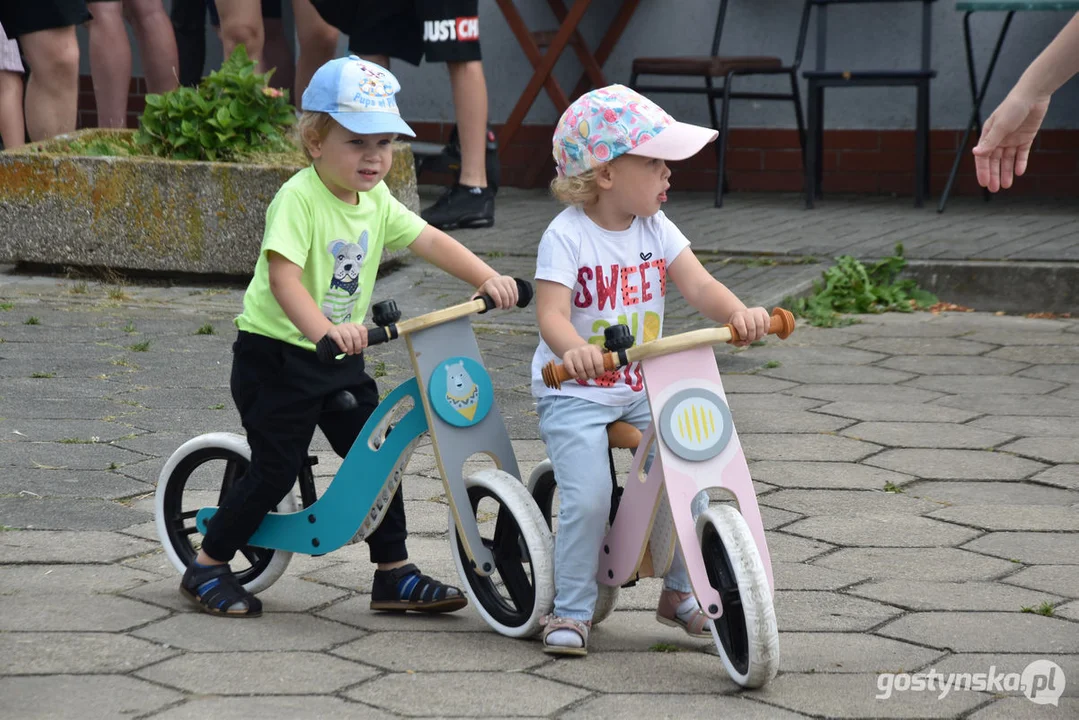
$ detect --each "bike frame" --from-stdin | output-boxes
[595,344,775,621]
[194,311,522,577]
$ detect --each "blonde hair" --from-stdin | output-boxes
[294,111,336,162]
[550,168,601,207]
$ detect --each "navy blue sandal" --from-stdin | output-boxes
[180,563,263,618]
[370,563,468,613]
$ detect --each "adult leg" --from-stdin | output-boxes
[0,25,25,148]
[418,0,494,229]
[0,70,25,149]
[292,0,337,102]
[261,17,294,92]
[123,0,179,94]
[86,2,131,128]
[18,26,80,140]
[447,60,487,189]
[214,0,263,68]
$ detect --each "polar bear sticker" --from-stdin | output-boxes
[322,232,369,323]
[444,360,479,422]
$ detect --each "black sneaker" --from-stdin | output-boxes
[421,184,495,230]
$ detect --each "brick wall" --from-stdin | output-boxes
[408,121,1079,199]
[77,75,147,130]
[77,77,1079,198]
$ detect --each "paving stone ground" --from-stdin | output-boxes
[0,189,1076,719]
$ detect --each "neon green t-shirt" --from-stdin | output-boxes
[236,166,426,350]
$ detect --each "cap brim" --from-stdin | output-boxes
[625,121,717,161]
[330,111,416,138]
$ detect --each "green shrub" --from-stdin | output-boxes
[786,244,938,327]
[134,46,295,162]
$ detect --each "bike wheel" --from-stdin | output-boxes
[592,582,620,625]
[449,469,554,638]
[528,461,620,625]
[697,505,779,688]
[155,432,297,594]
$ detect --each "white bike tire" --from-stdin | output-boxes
[697,505,779,688]
[155,432,296,595]
[449,469,555,638]
[592,584,620,625]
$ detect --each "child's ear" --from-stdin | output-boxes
[596,163,616,190]
[303,128,323,158]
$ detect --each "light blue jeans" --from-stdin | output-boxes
[537,394,709,622]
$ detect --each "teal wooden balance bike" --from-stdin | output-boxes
[154,280,554,637]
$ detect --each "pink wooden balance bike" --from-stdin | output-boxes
[528,308,795,688]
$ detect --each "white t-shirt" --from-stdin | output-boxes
[531,206,691,406]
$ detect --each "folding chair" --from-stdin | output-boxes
[803,0,937,208]
[629,0,812,208]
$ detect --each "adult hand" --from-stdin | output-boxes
[971,94,1051,192]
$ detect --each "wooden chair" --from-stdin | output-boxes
[803,0,937,209]
[629,0,812,208]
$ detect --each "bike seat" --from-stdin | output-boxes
[324,390,359,413]
[607,421,641,450]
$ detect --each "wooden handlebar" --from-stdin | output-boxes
[374,278,534,337]
[393,297,488,335]
[541,307,796,390]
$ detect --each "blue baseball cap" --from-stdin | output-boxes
[301,56,415,138]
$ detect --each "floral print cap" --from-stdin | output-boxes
[552,84,717,178]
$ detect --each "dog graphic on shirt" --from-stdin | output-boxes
[322,232,368,323]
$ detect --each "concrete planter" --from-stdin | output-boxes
[0,129,419,276]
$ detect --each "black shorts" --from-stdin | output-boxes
[0,0,90,38]
[315,0,481,66]
[207,0,282,28]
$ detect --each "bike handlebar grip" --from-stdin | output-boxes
[540,352,618,390]
[316,334,342,365]
[725,307,798,343]
[368,326,391,346]
[515,278,534,308]
[772,307,796,339]
[477,278,534,313]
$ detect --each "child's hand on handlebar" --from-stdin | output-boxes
[326,322,369,355]
[562,342,607,380]
[476,275,520,309]
[729,307,772,347]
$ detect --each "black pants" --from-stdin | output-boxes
[169,0,206,88]
[201,331,408,564]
